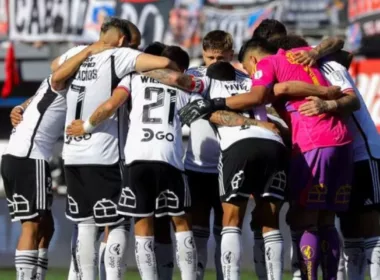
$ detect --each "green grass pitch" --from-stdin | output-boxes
[0,269,296,280]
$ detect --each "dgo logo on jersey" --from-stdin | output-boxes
[141,128,174,142]
[64,133,92,144]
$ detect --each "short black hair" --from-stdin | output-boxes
[206,61,236,81]
[203,30,233,51]
[101,17,131,42]
[253,19,287,40]
[161,46,190,72]
[144,42,166,56]
[269,35,309,50]
[238,37,278,63]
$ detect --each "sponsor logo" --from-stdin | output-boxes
[301,245,314,260]
[222,251,234,264]
[184,236,195,249]
[64,133,92,144]
[144,240,154,252]
[141,128,174,142]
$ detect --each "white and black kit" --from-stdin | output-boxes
[116,73,192,218]
[62,47,141,226]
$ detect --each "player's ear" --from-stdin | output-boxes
[118,35,126,47]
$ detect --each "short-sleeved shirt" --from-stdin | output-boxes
[62,47,142,165]
[321,60,380,162]
[118,73,197,171]
[252,48,352,153]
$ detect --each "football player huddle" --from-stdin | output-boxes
[2,16,380,280]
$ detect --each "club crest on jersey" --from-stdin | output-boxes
[331,71,344,85]
[254,70,263,80]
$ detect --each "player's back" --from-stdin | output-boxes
[209,79,283,150]
[63,47,141,165]
[260,48,351,152]
[5,79,66,160]
[124,73,191,171]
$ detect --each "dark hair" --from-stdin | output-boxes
[161,46,190,72]
[126,21,141,49]
[269,35,309,50]
[101,17,131,42]
[238,37,278,63]
[253,19,287,40]
[206,61,236,81]
[144,42,166,56]
[202,30,233,51]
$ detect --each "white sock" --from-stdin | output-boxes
[105,225,129,280]
[135,236,158,280]
[221,227,241,280]
[15,249,38,280]
[99,242,107,280]
[290,230,302,280]
[76,223,99,280]
[193,226,209,280]
[343,238,365,280]
[263,230,284,280]
[213,226,223,280]
[365,236,380,280]
[155,242,174,280]
[36,248,48,280]
[337,254,346,280]
[175,231,197,280]
[68,224,79,280]
[253,230,267,280]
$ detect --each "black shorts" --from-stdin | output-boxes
[219,138,288,203]
[185,170,222,214]
[64,162,124,226]
[118,161,191,218]
[1,155,53,222]
[345,158,380,213]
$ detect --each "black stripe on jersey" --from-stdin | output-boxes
[26,87,58,158]
[352,114,377,160]
[321,64,333,74]
[110,55,123,161]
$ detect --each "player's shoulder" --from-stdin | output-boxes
[186,66,207,77]
[320,60,346,73]
[234,69,250,80]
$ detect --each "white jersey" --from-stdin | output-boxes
[119,73,193,171]
[207,79,284,150]
[62,47,142,165]
[184,66,252,173]
[320,60,380,162]
[4,46,86,161]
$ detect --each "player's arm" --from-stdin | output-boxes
[9,97,34,127]
[209,110,280,134]
[51,42,113,91]
[299,66,360,117]
[293,37,345,66]
[66,87,129,136]
[143,69,205,93]
[274,81,342,99]
[135,53,179,72]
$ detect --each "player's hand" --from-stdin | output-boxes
[298,96,329,116]
[88,41,114,55]
[325,86,342,100]
[66,120,85,136]
[256,121,280,135]
[10,106,24,127]
[293,49,319,67]
[179,98,225,126]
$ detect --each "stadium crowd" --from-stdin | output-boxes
[1,15,380,280]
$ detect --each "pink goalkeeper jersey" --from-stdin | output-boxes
[252,47,352,153]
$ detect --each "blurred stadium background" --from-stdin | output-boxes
[0,0,379,277]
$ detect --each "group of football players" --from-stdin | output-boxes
[2,15,380,280]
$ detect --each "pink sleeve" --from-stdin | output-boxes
[251,59,276,88]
